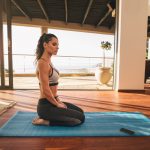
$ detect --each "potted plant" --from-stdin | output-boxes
[95,41,112,84]
[101,41,112,68]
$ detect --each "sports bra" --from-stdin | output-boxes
[38,58,59,86]
[49,64,59,86]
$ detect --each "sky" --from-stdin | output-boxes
[3,25,115,58]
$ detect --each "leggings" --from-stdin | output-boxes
[37,98,85,126]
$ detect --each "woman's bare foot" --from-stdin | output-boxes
[32,117,49,126]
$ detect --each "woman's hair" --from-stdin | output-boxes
[35,33,57,63]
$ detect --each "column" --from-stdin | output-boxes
[115,0,148,90]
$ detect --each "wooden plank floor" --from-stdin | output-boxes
[0,90,150,150]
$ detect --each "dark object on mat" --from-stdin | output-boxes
[120,128,135,135]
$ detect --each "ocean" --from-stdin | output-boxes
[4,54,114,74]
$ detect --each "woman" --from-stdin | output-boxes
[32,33,85,126]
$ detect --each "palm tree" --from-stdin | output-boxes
[101,41,112,68]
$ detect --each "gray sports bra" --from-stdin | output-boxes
[38,58,59,86]
[49,64,59,86]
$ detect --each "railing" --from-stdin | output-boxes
[4,54,114,74]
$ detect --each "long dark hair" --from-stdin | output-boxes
[35,33,57,63]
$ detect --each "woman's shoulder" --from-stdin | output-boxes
[38,59,48,66]
[37,59,51,72]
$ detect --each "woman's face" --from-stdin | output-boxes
[44,37,59,55]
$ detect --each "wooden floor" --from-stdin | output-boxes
[0,90,150,150]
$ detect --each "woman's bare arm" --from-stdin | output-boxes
[38,61,59,106]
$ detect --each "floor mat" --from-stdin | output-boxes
[0,111,150,137]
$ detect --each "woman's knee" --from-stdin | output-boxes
[69,118,82,126]
[64,102,84,113]
[74,112,85,124]
[73,110,85,123]
[76,113,85,125]
[81,113,85,123]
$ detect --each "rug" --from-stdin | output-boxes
[0,111,150,137]
[0,100,16,116]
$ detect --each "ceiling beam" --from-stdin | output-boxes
[37,0,50,23]
[64,0,68,23]
[96,3,113,27]
[82,0,93,25]
[11,0,31,20]
[7,16,115,35]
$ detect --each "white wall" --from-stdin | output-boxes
[115,0,148,90]
[148,0,150,15]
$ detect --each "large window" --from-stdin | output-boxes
[3,25,41,89]
[3,26,115,90]
[48,28,115,90]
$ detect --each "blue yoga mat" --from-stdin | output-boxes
[0,111,150,137]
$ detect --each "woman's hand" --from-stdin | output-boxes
[60,101,67,108]
[56,101,67,109]
[55,96,67,109]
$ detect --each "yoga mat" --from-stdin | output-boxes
[0,111,150,137]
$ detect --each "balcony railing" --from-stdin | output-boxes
[4,54,114,75]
